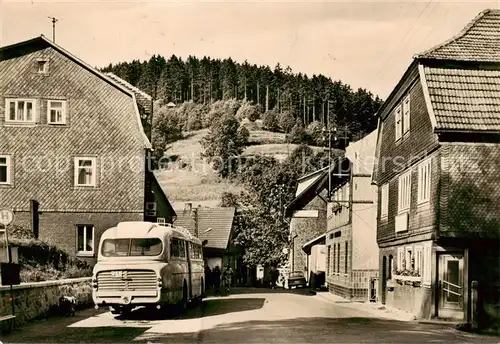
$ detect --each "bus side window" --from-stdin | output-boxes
[179,240,186,259]
[171,238,180,258]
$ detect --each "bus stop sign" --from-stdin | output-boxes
[0,209,14,226]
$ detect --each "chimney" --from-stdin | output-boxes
[184,203,192,213]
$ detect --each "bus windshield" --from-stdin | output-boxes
[101,238,163,257]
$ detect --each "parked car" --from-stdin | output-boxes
[287,271,306,289]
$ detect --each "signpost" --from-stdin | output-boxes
[0,209,16,319]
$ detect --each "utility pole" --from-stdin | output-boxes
[47,17,58,43]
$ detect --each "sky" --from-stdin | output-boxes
[0,0,498,99]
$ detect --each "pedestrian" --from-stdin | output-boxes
[223,264,233,294]
[204,265,212,292]
[270,266,279,289]
[213,266,221,296]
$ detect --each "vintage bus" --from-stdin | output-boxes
[92,221,206,315]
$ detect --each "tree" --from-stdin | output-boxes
[262,110,279,132]
[278,110,295,133]
[150,105,183,168]
[201,114,249,178]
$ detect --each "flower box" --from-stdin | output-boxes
[393,274,421,283]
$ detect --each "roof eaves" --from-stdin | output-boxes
[376,60,419,120]
[105,72,152,101]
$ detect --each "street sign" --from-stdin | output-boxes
[0,210,14,226]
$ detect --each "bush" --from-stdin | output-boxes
[286,120,314,145]
[236,101,261,122]
[8,226,93,283]
[278,110,296,133]
[262,110,279,132]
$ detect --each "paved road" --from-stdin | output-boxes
[2,288,498,343]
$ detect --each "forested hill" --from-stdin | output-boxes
[101,55,383,136]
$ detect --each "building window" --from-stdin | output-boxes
[5,99,36,123]
[405,246,413,270]
[380,184,389,218]
[145,202,157,216]
[47,100,66,124]
[332,244,336,274]
[395,94,410,141]
[77,225,94,254]
[398,170,411,212]
[397,247,404,271]
[327,246,331,275]
[402,95,410,134]
[74,157,97,187]
[0,156,11,185]
[337,243,340,273]
[415,246,423,276]
[345,241,348,274]
[157,217,166,225]
[37,59,48,73]
[418,158,431,204]
[423,245,432,285]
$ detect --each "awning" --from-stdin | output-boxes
[302,233,326,255]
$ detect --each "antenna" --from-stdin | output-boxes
[47,16,58,43]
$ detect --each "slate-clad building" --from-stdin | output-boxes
[0,36,175,263]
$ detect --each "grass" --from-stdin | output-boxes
[157,128,327,206]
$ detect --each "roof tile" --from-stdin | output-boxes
[424,66,500,131]
[416,9,500,62]
[173,207,235,250]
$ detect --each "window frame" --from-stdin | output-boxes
[74,157,97,187]
[0,155,12,185]
[417,158,432,204]
[397,247,404,271]
[76,224,94,256]
[414,246,423,276]
[36,59,49,74]
[47,100,67,125]
[398,170,412,213]
[380,183,389,219]
[157,217,166,225]
[405,246,413,271]
[5,98,37,123]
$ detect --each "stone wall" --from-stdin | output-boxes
[0,277,92,326]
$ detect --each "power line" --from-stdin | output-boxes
[375,1,434,84]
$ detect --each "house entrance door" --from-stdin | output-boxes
[438,253,465,320]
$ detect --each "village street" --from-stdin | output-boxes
[3,288,497,343]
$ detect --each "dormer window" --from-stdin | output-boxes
[395,94,411,141]
[36,59,49,74]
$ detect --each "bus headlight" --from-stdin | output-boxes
[92,278,98,289]
[157,277,162,288]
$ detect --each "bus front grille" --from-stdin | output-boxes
[96,270,157,291]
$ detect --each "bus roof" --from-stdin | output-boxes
[100,221,202,245]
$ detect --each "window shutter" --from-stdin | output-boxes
[395,105,402,140]
[403,95,410,133]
